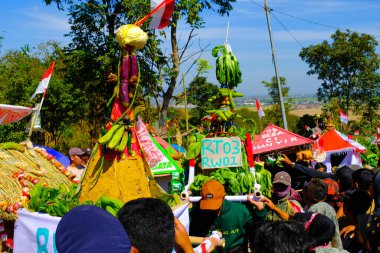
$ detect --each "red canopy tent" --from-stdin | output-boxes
[251,124,313,155]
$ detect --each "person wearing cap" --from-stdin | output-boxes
[266,171,303,222]
[55,205,132,253]
[189,180,266,253]
[67,147,86,180]
[80,148,92,167]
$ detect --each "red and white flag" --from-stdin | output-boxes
[339,109,348,124]
[30,62,56,100]
[354,130,360,136]
[148,0,175,29]
[255,98,265,118]
[305,125,311,132]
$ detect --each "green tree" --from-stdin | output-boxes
[43,0,236,133]
[295,114,316,137]
[300,29,380,118]
[0,42,85,149]
[234,108,261,134]
[0,47,46,143]
[186,76,219,126]
[262,76,291,128]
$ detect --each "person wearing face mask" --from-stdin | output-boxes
[266,171,303,222]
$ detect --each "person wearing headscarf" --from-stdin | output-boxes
[304,178,343,250]
[292,212,340,252]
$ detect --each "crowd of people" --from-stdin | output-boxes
[55,147,380,253]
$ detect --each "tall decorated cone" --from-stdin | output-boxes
[80,23,179,206]
[80,25,151,203]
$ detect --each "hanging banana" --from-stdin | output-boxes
[212,45,242,89]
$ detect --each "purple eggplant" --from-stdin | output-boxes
[129,52,138,85]
[119,54,130,106]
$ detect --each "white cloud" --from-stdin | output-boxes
[22,7,70,31]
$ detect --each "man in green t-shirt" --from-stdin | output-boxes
[189,180,266,253]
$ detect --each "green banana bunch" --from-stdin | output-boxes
[98,123,123,145]
[107,125,125,150]
[116,130,130,152]
[212,45,242,88]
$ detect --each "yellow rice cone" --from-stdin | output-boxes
[79,148,151,203]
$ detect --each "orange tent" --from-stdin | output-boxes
[314,129,365,172]
[315,129,366,153]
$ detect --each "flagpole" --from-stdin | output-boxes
[28,91,46,140]
[28,61,55,140]
[264,0,288,130]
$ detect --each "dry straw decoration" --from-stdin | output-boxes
[0,143,73,220]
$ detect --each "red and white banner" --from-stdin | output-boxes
[255,98,265,118]
[148,0,175,29]
[30,62,56,100]
[0,104,34,125]
[339,110,348,124]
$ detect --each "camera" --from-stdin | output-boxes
[252,183,262,201]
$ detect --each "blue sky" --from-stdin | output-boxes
[1,0,380,97]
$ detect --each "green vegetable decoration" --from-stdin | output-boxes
[209,45,244,123]
[207,88,244,121]
[28,183,82,217]
[253,162,272,197]
[28,183,129,217]
[95,195,124,217]
[188,167,271,196]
